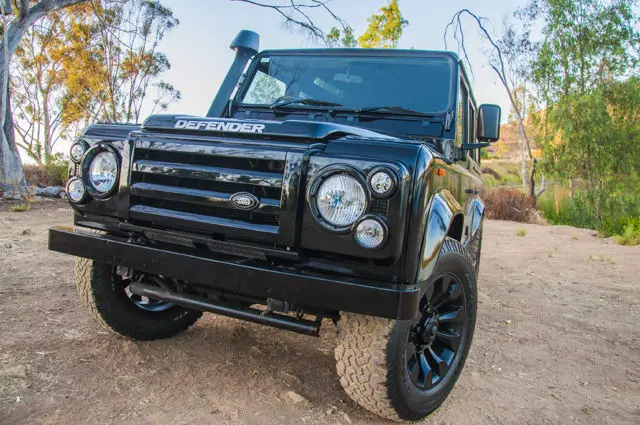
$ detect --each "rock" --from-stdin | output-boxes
[1,365,27,378]
[4,242,12,249]
[325,406,337,415]
[20,227,32,236]
[341,412,353,424]
[33,186,64,198]
[284,390,307,404]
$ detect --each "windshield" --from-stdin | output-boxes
[238,54,454,115]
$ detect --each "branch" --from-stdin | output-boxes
[231,0,345,42]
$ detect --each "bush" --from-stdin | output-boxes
[24,161,69,187]
[612,217,640,246]
[538,185,640,245]
[484,188,537,222]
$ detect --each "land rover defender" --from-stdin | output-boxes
[48,30,501,421]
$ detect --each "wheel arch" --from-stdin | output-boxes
[414,189,464,285]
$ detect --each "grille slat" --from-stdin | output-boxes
[129,138,288,244]
[132,160,283,188]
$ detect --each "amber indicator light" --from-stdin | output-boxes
[435,168,446,176]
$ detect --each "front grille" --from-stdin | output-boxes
[371,198,389,216]
[128,136,288,244]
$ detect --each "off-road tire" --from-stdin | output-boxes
[76,258,202,340]
[335,238,477,421]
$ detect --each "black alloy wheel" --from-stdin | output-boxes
[406,273,466,390]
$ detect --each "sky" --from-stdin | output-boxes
[144,0,529,119]
[48,0,530,157]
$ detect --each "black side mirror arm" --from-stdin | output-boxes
[461,142,490,150]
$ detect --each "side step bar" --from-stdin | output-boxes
[127,281,321,337]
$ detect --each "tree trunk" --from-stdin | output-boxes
[0,77,26,198]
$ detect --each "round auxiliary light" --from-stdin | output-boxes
[66,178,86,203]
[70,141,87,163]
[88,150,119,194]
[369,169,396,197]
[315,173,367,228]
[354,217,387,249]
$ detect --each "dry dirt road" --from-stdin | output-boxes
[1,202,639,425]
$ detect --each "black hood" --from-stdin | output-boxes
[141,114,399,142]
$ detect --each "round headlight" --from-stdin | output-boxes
[369,170,396,197]
[66,178,86,203]
[354,217,387,249]
[70,141,87,163]
[88,151,119,194]
[316,173,367,228]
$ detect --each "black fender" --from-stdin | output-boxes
[467,197,484,241]
[415,189,463,284]
[463,197,485,264]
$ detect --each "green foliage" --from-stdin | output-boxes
[358,0,408,48]
[538,185,640,244]
[523,0,640,236]
[613,217,640,246]
[326,26,357,48]
[516,229,527,237]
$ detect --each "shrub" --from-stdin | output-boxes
[538,184,640,245]
[10,203,31,212]
[24,162,68,187]
[613,217,640,246]
[516,229,527,237]
[484,188,537,222]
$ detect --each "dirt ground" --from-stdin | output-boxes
[0,201,638,425]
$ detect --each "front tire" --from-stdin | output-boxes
[335,238,477,421]
[76,258,202,340]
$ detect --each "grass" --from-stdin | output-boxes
[10,203,31,212]
[516,229,527,237]
[538,185,640,246]
[612,219,640,246]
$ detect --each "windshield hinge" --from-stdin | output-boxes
[445,110,453,131]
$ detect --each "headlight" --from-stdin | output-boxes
[70,141,88,163]
[315,173,367,228]
[354,217,387,249]
[369,169,397,197]
[66,178,86,203]
[88,150,119,194]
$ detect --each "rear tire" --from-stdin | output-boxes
[76,258,202,340]
[335,238,477,421]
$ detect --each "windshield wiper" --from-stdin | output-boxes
[270,97,343,108]
[355,105,434,117]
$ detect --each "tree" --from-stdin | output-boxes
[444,9,545,201]
[57,0,180,125]
[11,12,68,164]
[326,0,408,49]
[0,0,85,198]
[0,0,347,198]
[358,0,408,48]
[523,0,640,227]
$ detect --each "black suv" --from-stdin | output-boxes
[49,30,500,421]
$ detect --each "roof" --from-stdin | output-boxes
[258,48,460,61]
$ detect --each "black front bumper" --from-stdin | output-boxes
[49,226,420,320]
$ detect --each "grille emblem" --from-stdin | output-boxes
[230,192,259,211]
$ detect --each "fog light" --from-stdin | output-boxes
[66,178,86,203]
[354,217,387,249]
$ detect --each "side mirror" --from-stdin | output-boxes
[477,104,501,142]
